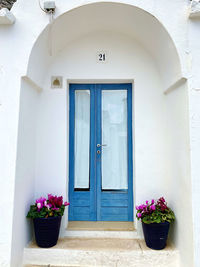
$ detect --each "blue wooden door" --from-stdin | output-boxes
[69,84,133,221]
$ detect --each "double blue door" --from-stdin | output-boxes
[69,83,133,221]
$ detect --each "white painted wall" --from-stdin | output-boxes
[33,31,193,267]
[188,18,200,267]
[0,0,196,266]
[0,29,24,267]
[164,83,194,267]
[35,30,167,217]
[10,79,39,267]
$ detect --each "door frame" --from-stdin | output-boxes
[68,82,134,221]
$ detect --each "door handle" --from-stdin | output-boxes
[97,144,107,147]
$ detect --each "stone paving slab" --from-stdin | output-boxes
[24,237,179,267]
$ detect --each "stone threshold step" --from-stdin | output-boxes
[65,229,138,239]
[65,222,137,239]
[67,221,135,231]
[24,237,179,267]
[25,265,78,267]
[25,265,79,267]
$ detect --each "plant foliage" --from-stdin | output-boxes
[27,194,69,219]
[136,197,175,224]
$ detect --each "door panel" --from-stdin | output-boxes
[101,90,128,190]
[69,84,133,221]
[74,90,90,189]
[69,85,96,221]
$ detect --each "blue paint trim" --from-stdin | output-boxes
[68,83,133,221]
[90,86,96,221]
[96,85,102,221]
[69,86,75,220]
[127,84,134,221]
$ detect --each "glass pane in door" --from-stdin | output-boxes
[102,90,128,190]
[74,90,90,189]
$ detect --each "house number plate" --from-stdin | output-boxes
[97,51,107,63]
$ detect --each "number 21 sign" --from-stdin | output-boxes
[97,51,107,63]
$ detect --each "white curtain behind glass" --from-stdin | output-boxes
[74,90,90,188]
[102,90,128,190]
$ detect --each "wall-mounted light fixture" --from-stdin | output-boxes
[38,0,56,15]
[51,76,63,89]
[44,1,56,13]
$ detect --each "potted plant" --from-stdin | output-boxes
[27,194,69,248]
[136,197,175,250]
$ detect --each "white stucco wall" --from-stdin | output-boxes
[34,29,193,267]
[163,82,193,267]
[35,30,166,219]
[0,0,197,266]
[188,18,200,267]
[10,79,39,267]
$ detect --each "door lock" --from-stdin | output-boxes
[97,150,101,154]
[97,144,107,147]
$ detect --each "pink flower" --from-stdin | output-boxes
[137,213,142,218]
[52,207,59,210]
[150,205,156,211]
[64,201,70,206]
[151,199,155,204]
[159,197,165,203]
[36,197,46,204]
[48,194,63,208]
[160,204,167,211]
[37,203,42,209]
[36,197,46,211]
[146,201,148,205]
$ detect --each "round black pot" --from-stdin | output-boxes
[142,221,170,250]
[33,216,62,248]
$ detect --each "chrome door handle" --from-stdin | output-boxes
[97,144,107,147]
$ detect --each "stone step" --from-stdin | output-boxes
[65,221,137,239]
[67,221,135,231]
[23,237,179,267]
[65,230,138,239]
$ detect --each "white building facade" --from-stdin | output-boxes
[0,0,200,266]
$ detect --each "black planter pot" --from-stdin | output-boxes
[142,221,170,250]
[33,216,62,248]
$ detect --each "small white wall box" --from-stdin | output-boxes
[51,76,63,88]
[44,1,56,13]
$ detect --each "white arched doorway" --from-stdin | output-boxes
[12,2,193,267]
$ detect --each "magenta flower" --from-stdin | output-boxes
[36,197,46,211]
[46,204,52,210]
[52,207,59,210]
[159,197,166,203]
[135,197,174,224]
[37,203,42,210]
[36,197,46,204]
[48,194,63,209]
[27,194,70,219]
